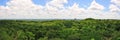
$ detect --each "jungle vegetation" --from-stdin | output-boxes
[0,18,120,40]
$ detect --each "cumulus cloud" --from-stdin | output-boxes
[0,0,120,19]
[88,0,104,10]
[106,0,120,19]
[0,0,44,19]
[109,4,120,13]
[45,0,68,10]
[111,0,120,6]
[110,0,120,13]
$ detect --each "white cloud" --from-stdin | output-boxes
[46,0,68,9]
[111,0,120,6]
[88,0,104,10]
[109,4,120,13]
[105,0,120,19]
[0,0,120,19]
[110,0,120,13]
[0,0,44,19]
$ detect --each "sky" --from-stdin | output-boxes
[0,0,120,19]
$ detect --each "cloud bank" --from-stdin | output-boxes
[0,0,120,19]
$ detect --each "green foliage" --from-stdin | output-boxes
[0,19,120,40]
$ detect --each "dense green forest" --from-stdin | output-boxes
[0,19,120,40]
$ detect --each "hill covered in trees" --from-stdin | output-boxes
[0,19,120,40]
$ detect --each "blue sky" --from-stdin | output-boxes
[32,0,52,6]
[0,0,9,6]
[0,0,111,10]
[33,0,111,10]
